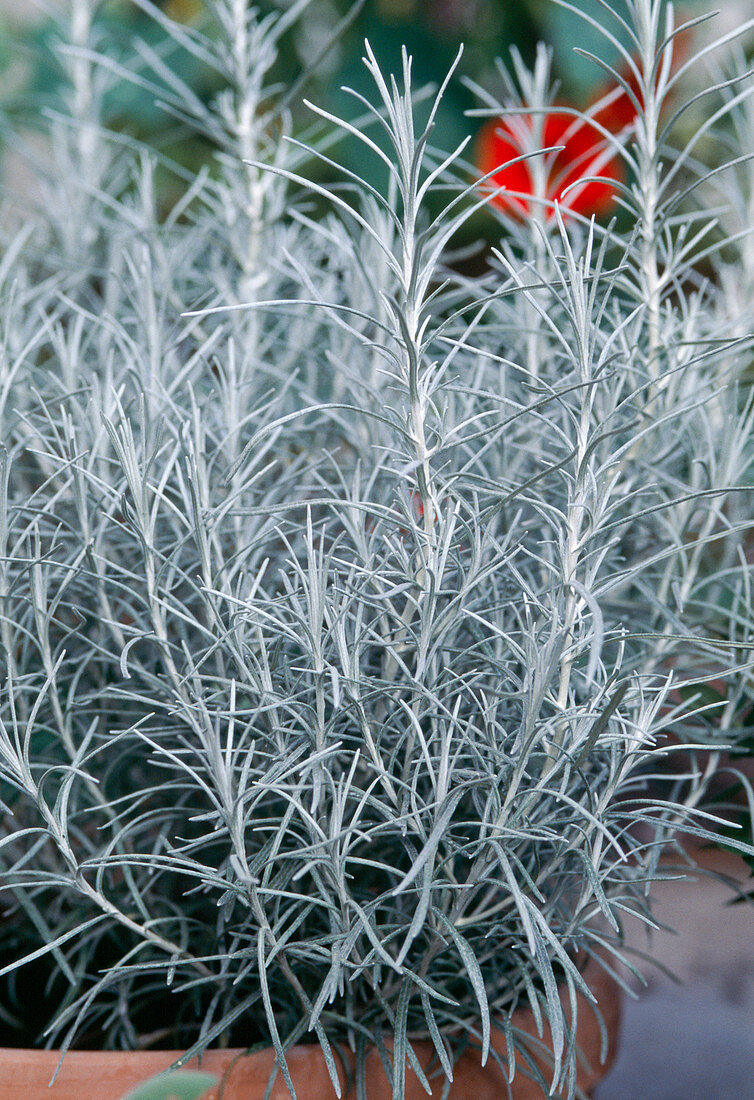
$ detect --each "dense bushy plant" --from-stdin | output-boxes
[0,0,752,1097]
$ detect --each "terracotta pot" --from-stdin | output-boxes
[0,955,620,1099]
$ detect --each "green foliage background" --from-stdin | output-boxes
[0,0,624,172]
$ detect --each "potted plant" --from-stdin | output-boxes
[0,0,752,1097]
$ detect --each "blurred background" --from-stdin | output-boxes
[1,0,751,229]
[0,0,733,193]
[0,0,625,137]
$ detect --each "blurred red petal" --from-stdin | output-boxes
[551,116,625,216]
[476,107,625,221]
[590,66,642,133]
[475,117,534,216]
[476,34,692,224]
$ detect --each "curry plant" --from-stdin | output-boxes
[0,1,752,1099]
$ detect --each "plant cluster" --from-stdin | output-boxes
[0,1,752,1098]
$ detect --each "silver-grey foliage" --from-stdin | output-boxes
[0,1,752,1098]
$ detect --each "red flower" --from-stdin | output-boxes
[476,105,627,221]
[477,37,691,222]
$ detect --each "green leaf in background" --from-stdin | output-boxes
[120,1070,217,1100]
[677,682,727,712]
